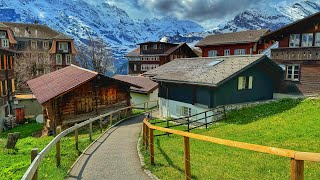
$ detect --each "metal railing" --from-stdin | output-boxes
[143,117,320,180]
[21,100,158,180]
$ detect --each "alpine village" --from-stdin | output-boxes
[0,2,320,180]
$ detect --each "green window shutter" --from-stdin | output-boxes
[248,76,253,89]
[238,77,243,90]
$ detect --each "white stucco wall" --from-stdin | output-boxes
[131,88,159,109]
[159,97,216,123]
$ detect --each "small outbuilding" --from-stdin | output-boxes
[144,55,283,120]
[113,75,159,108]
[27,65,136,130]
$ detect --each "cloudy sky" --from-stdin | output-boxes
[106,0,301,29]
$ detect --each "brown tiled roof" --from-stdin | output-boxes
[1,22,73,40]
[144,55,281,87]
[126,47,140,57]
[164,43,185,55]
[27,65,98,104]
[113,75,158,94]
[195,29,270,47]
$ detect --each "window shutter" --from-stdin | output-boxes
[248,76,253,89]
[0,82,2,96]
[11,79,15,92]
[238,77,243,90]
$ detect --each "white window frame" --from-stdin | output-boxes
[133,64,137,71]
[1,39,9,48]
[234,49,246,55]
[43,41,49,49]
[141,64,159,71]
[56,54,62,65]
[315,33,320,47]
[208,50,218,57]
[66,54,72,65]
[0,31,6,38]
[238,76,253,90]
[289,34,300,47]
[302,33,313,47]
[31,40,37,49]
[142,45,148,50]
[58,42,68,52]
[286,65,300,81]
[153,44,158,49]
[181,106,191,117]
[224,49,230,56]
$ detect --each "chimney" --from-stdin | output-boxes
[35,29,38,37]
[34,20,39,25]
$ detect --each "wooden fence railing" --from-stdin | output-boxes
[143,118,320,180]
[21,100,158,180]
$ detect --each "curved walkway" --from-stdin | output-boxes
[66,115,150,180]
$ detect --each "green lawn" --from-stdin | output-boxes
[0,109,145,180]
[141,98,320,179]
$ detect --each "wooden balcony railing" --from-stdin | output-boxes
[271,47,320,61]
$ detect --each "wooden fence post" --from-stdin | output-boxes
[205,112,208,129]
[109,114,113,126]
[56,126,61,167]
[145,125,149,150]
[223,106,226,118]
[291,159,304,180]
[184,136,191,180]
[100,117,103,133]
[144,103,146,112]
[89,122,92,141]
[143,123,146,146]
[31,148,38,180]
[75,124,79,151]
[187,117,190,132]
[150,128,154,165]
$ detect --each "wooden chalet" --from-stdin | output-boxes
[126,42,197,74]
[195,29,271,57]
[27,65,137,130]
[263,12,320,95]
[144,55,283,121]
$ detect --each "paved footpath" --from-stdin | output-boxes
[66,115,150,180]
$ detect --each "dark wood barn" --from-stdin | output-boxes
[27,65,136,130]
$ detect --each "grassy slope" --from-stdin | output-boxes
[143,99,320,179]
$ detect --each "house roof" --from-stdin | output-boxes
[126,47,140,57]
[263,12,320,40]
[27,65,98,104]
[195,29,270,47]
[1,22,73,40]
[144,55,282,87]
[113,75,158,94]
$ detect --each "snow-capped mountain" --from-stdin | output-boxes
[0,0,204,74]
[0,0,318,74]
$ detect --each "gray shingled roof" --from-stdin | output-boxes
[195,29,269,47]
[113,75,158,94]
[2,22,73,40]
[144,55,276,87]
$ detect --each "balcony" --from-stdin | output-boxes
[271,47,320,61]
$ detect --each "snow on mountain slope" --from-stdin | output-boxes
[0,0,204,74]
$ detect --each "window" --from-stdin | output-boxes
[1,80,7,96]
[289,34,300,47]
[66,54,72,65]
[31,41,37,49]
[133,64,137,71]
[302,33,313,47]
[142,45,148,50]
[56,54,62,65]
[58,42,68,52]
[181,106,191,117]
[224,49,230,56]
[1,39,9,48]
[43,41,49,49]
[0,31,6,38]
[153,44,158,49]
[286,65,299,81]
[314,33,320,47]
[141,64,159,71]
[238,76,253,90]
[208,50,218,57]
[234,49,246,55]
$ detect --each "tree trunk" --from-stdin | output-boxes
[5,132,20,149]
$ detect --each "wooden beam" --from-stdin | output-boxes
[184,136,191,180]
[56,126,61,167]
[89,122,92,141]
[150,128,154,165]
[75,124,79,151]
[291,159,304,180]
[31,148,38,180]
